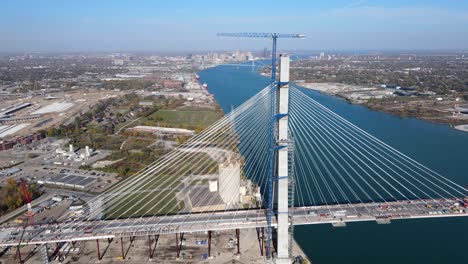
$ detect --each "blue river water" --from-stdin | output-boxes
[199,64,468,264]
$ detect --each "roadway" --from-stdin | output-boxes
[0,198,466,247]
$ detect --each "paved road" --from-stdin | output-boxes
[0,189,95,225]
[0,198,466,246]
[0,193,55,225]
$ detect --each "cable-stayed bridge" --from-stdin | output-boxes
[2,55,468,263]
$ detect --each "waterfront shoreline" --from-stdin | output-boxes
[292,238,312,263]
[454,124,468,132]
[298,83,468,131]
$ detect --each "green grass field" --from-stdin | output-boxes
[103,152,216,218]
[104,190,183,219]
[149,109,222,127]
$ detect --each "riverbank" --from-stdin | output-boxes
[454,124,468,132]
[292,238,312,263]
[298,82,468,128]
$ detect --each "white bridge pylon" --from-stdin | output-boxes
[275,55,291,263]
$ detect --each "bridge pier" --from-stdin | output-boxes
[256,227,264,256]
[96,238,113,261]
[148,234,159,260]
[175,233,181,259]
[148,235,151,260]
[52,243,62,261]
[96,239,101,261]
[120,237,125,260]
[119,236,136,260]
[262,227,265,257]
[236,229,240,255]
[208,231,212,257]
[176,233,185,259]
[15,245,22,264]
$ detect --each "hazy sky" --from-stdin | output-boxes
[2,0,468,53]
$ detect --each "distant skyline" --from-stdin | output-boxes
[1,0,468,53]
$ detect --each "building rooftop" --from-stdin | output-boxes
[45,173,95,188]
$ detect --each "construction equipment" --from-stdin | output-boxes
[217,32,305,260]
[216,32,305,83]
[15,179,35,263]
[20,178,34,224]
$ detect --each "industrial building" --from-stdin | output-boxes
[54,144,94,162]
[41,174,96,190]
[0,124,30,138]
[0,103,32,117]
[0,114,42,124]
[32,101,74,114]
[127,125,195,136]
[0,132,44,151]
[0,167,21,176]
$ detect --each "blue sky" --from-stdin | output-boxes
[1,0,468,52]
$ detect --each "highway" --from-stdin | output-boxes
[0,198,467,247]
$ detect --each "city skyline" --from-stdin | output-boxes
[2,0,468,53]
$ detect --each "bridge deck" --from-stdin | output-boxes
[0,198,466,246]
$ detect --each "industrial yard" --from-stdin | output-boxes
[0,225,309,263]
[0,89,126,141]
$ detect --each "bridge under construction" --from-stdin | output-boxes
[2,33,468,263]
[1,198,468,247]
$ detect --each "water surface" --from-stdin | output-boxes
[199,65,468,264]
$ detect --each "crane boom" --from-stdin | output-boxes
[217,32,305,39]
[217,32,305,83]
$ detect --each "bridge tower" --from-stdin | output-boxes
[217,32,304,262]
[275,55,291,263]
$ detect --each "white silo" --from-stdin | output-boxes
[218,159,241,207]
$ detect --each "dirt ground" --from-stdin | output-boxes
[0,228,310,264]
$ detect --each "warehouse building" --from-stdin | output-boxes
[42,174,96,190]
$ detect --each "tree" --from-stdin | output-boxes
[74,117,82,135]
[46,127,55,137]
[5,178,17,193]
[117,166,130,177]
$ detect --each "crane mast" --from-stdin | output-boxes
[218,32,304,261]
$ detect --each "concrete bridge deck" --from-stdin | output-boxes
[0,198,466,247]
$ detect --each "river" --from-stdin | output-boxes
[199,64,468,264]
